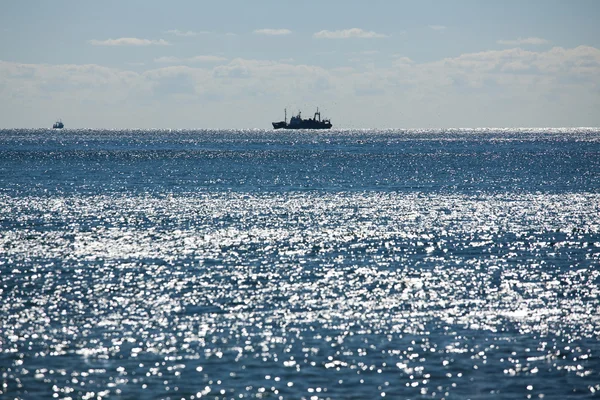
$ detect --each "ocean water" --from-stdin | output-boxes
[0,128,599,399]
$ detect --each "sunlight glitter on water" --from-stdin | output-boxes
[1,191,599,399]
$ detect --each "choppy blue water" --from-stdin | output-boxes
[1,128,599,399]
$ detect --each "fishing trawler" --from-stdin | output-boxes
[52,119,64,129]
[272,108,332,130]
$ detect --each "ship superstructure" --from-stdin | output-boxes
[272,108,332,130]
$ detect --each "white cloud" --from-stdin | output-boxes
[430,46,600,76]
[189,55,228,63]
[154,56,180,64]
[154,55,227,64]
[89,37,170,46]
[165,29,205,37]
[497,37,549,46]
[313,28,387,39]
[2,45,599,128]
[393,56,414,67]
[429,25,447,31]
[253,29,292,36]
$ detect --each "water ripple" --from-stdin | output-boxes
[1,191,599,399]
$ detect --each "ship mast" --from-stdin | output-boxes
[284,108,287,124]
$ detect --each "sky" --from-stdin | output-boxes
[1,0,600,129]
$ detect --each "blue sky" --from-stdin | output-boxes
[1,0,599,128]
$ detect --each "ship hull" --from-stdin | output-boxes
[286,124,331,130]
[272,122,332,130]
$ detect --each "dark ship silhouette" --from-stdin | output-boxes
[52,119,64,129]
[272,108,332,130]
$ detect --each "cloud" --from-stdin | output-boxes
[0,60,147,107]
[497,37,549,46]
[393,56,414,67]
[2,45,599,128]
[429,25,447,31]
[253,29,292,36]
[165,29,204,37]
[89,38,170,46]
[154,55,227,64]
[189,55,228,63]
[430,46,600,76]
[352,50,380,56]
[144,68,197,96]
[154,56,181,64]
[313,28,387,39]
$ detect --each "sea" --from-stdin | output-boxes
[0,128,599,399]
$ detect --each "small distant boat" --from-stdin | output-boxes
[272,108,332,130]
[52,119,64,129]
